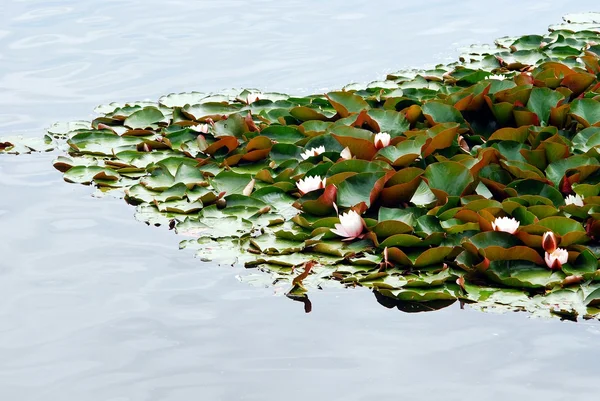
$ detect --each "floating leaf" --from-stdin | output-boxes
[424,162,474,200]
[124,107,165,129]
[527,87,564,125]
[326,91,370,117]
[63,166,120,184]
[486,260,565,289]
[570,98,600,127]
[421,102,464,125]
[337,172,386,208]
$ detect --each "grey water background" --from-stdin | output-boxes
[1,1,600,400]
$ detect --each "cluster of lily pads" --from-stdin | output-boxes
[4,13,600,319]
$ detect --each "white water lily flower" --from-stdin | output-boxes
[374,132,391,149]
[488,74,506,80]
[246,93,261,104]
[331,210,364,240]
[545,248,569,270]
[340,147,352,160]
[296,175,326,195]
[191,123,209,133]
[565,194,584,207]
[300,146,325,160]
[491,216,520,234]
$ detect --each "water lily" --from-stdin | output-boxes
[488,74,506,80]
[544,248,569,270]
[542,231,558,253]
[491,216,519,234]
[296,175,326,195]
[374,132,391,149]
[331,210,364,240]
[565,194,584,207]
[340,147,352,160]
[300,146,325,160]
[246,93,261,104]
[191,123,209,133]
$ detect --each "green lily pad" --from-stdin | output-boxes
[326,91,370,117]
[124,106,165,129]
[63,166,120,184]
[527,87,564,125]
[421,102,464,125]
[570,98,600,127]
[378,285,460,302]
[424,161,474,200]
[486,260,566,289]
[337,172,386,208]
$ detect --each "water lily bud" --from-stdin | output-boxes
[380,246,392,270]
[565,194,584,207]
[296,176,326,195]
[458,135,470,152]
[256,206,271,215]
[544,248,569,270]
[242,179,255,196]
[374,132,391,149]
[340,147,352,160]
[491,216,520,234]
[330,210,364,240]
[563,275,583,286]
[245,113,259,132]
[542,231,557,253]
[456,276,465,290]
[300,146,325,160]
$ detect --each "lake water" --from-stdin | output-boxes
[1,1,600,400]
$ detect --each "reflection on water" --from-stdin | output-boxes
[1,1,600,400]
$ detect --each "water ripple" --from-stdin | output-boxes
[13,7,74,22]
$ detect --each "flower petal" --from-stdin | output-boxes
[331,224,350,238]
[374,132,391,149]
[542,231,557,253]
[492,216,519,234]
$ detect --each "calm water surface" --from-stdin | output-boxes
[1,1,600,400]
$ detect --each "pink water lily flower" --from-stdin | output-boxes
[545,248,569,270]
[491,216,520,234]
[565,194,584,207]
[374,132,391,149]
[331,210,364,240]
[296,176,326,195]
[340,147,352,160]
[300,146,325,160]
